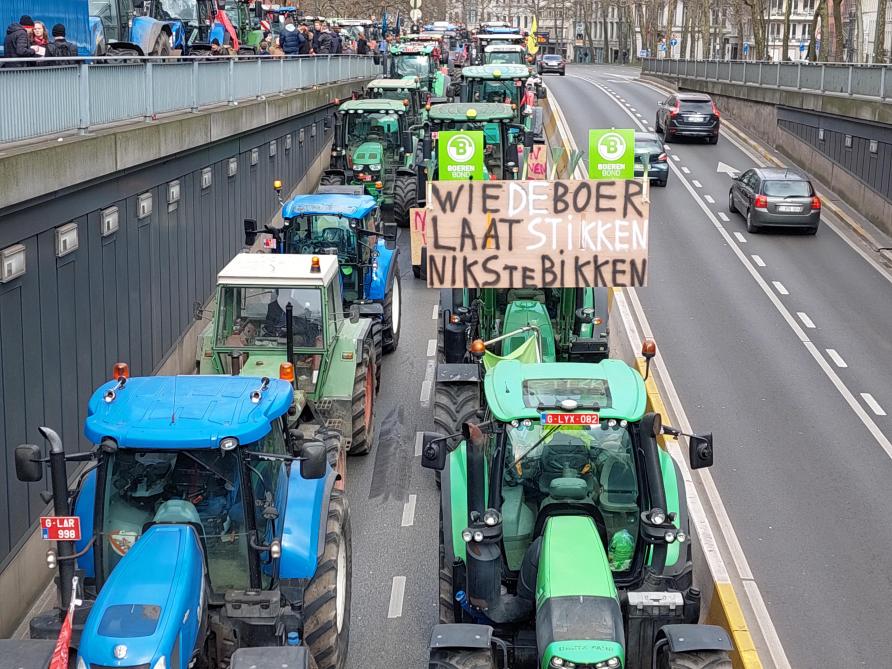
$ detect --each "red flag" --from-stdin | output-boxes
[48,607,72,669]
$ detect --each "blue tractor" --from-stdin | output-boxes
[245,186,403,377]
[13,368,351,669]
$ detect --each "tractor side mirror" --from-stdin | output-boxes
[383,221,398,249]
[420,431,448,470]
[299,442,327,480]
[15,444,43,483]
[689,433,714,469]
[349,304,360,324]
[244,219,259,247]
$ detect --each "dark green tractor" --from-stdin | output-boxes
[389,42,451,98]
[366,77,425,124]
[420,345,733,669]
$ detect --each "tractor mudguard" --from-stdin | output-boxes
[657,624,733,653]
[396,167,417,180]
[436,363,481,384]
[78,525,205,669]
[231,646,314,669]
[325,319,373,399]
[366,241,398,301]
[129,16,165,55]
[659,449,689,576]
[356,302,384,318]
[441,441,489,565]
[323,168,348,182]
[73,469,97,578]
[279,465,336,579]
[107,40,145,56]
[429,623,493,651]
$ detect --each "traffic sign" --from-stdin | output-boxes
[658,43,667,52]
[41,516,81,542]
[670,38,678,47]
[743,42,750,55]
[410,8,422,21]
[438,131,485,180]
[588,129,635,180]
[799,41,806,52]
[410,0,421,9]
[639,48,649,58]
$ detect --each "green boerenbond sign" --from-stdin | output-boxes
[588,129,635,180]
[438,130,485,181]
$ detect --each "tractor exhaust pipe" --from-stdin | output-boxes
[40,427,75,615]
[285,302,295,370]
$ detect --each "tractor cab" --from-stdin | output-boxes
[483,44,530,67]
[420,354,731,669]
[366,77,424,123]
[474,29,525,63]
[459,65,535,126]
[389,43,450,97]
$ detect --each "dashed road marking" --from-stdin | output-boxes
[704,195,715,203]
[734,232,747,243]
[861,393,887,416]
[752,255,766,267]
[797,312,815,329]
[415,431,423,457]
[431,304,438,320]
[426,338,437,357]
[387,576,406,618]
[401,494,417,527]
[681,166,690,174]
[826,349,848,368]
[647,126,655,132]
[718,212,730,222]
[692,180,702,188]
[630,107,637,112]
[671,155,680,162]
[772,281,789,295]
[420,360,435,405]
[635,112,642,118]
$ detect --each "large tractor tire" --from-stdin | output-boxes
[370,320,384,391]
[382,269,402,353]
[304,491,352,669]
[429,649,496,669]
[433,382,479,436]
[659,650,733,669]
[393,175,417,228]
[151,31,171,57]
[314,427,343,469]
[348,337,376,455]
[321,173,346,186]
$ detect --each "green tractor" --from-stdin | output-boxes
[322,98,420,226]
[420,342,733,669]
[197,252,379,458]
[483,44,531,67]
[388,42,452,98]
[459,64,544,130]
[366,76,425,123]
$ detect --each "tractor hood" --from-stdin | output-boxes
[351,141,384,167]
[78,524,205,668]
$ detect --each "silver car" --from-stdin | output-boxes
[728,167,821,234]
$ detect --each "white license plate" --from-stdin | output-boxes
[778,205,801,213]
[634,163,643,170]
[688,114,704,122]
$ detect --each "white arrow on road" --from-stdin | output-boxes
[717,161,740,176]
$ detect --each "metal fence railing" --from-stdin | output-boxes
[0,55,381,145]
[641,58,891,102]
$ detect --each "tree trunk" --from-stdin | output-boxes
[874,0,887,62]
[818,0,830,59]
[831,0,844,60]
[666,0,678,56]
[699,0,711,58]
[806,0,821,59]
[781,0,792,60]
[680,1,689,56]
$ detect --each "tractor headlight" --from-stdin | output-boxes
[472,530,484,542]
[676,531,687,543]
[461,529,473,543]
[595,658,622,668]
[664,530,676,543]
[550,658,564,667]
[649,508,666,526]
[482,509,501,527]
[368,164,381,171]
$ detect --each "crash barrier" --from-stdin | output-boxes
[0,54,380,145]
[642,57,892,101]
[536,85,765,668]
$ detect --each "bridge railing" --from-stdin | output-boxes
[0,55,381,145]
[641,58,891,101]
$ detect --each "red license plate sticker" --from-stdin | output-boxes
[540,413,600,426]
[40,516,82,542]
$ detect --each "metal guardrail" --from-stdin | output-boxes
[0,55,381,145]
[641,58,891,102]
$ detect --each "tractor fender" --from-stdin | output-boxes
[279,465,337,579]
[366,240,399,302]
[323,168,348,182]
[209,22,227,47]
[441,441,470,565]
[325,319,373,400]
[396,167,416,180]
[356,302,384,318]
[657,624,733,653]
[107,40,145,56]
[660,449,692,578]
[429,623,493,651]
[73,469,97,578]
[129,16,166,55]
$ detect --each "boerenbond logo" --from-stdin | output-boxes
[446,133,476,162]
[596,131,626,162]
[439,130,485,180]
[588,128,635,180]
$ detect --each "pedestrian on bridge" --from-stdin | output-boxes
[46,24,77,60]
[3,16,37,65]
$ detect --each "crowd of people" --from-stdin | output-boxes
[209,17,380,59]
[3,15,76,63]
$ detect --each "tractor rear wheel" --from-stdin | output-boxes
[151,31,171,57]
[348,337,376,455]
[393,175,417,228]
[659,650,733,669]
[434,382,479,436]
[304,491,352,669]
[429,649,496,669]
[382,269,402,353]
[370,320,384,391]
[321,173,345,186]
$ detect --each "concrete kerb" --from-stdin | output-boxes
[540,90,765,669]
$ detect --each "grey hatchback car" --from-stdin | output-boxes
[728,167,821,234]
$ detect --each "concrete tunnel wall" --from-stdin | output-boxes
[0,78,370,636]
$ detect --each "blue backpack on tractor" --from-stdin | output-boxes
[13,367,351,669]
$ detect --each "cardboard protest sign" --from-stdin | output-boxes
[588,129,635,180]
[527,144,547,180]
[409,207,428,267]
[437,130,485,180]
[425,180,648,289]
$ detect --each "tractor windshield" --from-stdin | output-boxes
[502,421,639,571]
[99,448,251,592]
[486,51,525,65]
[467,79,523,105]
[345,113,402,154]
[153,0,200,21]
[393,54,431,78]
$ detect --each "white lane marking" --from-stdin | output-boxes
[431,304,438,320]
[387,576,406,618]
[671,155,680,162]
[734,232,747,244]
[630,106,637,111]
[420,360,435,405]
[647,126,655,132]
[704,195,715,203]
[426,338,437,357]
[401,494,417,527]
[718,212,730,222]
[415,431,423,457]
[826,349,848,368]
[772,281,789,295]
[752,254,766,267]
[797,312,816,328]
[681,166,691,174]
[692,179,702,188]
[861,393,887,416]
[635,112,643,118]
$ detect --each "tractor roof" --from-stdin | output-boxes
[368,77,420,90]
[391,43,436,54]
[84,376,294,450]
[484,44,525,52]
[339,98,407,113]
[217,253,338,287]
[484,359,647,422]
[461,64,530,79]
[429,102,515,121]
[283,193,377,220]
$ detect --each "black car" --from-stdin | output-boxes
[728,167,821,234]
[633,132,669,187]
[538,54,565,75]
[655,93,720,144]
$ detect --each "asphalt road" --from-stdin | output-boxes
[547,65,892,668]
[344,228,439,669]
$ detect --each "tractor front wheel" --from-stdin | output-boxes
[429,648,496,669]
[659,650,733,669]
[383,269,402,353]
[348,337,376,455]
[303,490,352,669]
[434,382,479,436]
[393,175,417,228]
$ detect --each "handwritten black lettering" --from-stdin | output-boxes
[432,183,464,214]
[431,214,456,251]
[630,258,647,286]
[481,218,500,250]
[459,218,477,252]
[429,254,446,285]
[521,266,535,288]
[463,257,480,287]
[552,181,569,214]
[623,180,644,218]
[482,183,501,213]
[481,255,500,286]
[572,182,592,212]
[611,258,626,285]
[595,182,617,214]
[541,255,557,287]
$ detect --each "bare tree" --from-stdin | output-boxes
[742,0,768,58]
[874,0,888,62]
[831,0,844,60]
[818,0,830,59]
[781,0,792,60]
